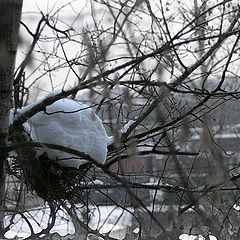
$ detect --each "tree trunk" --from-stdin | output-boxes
[0,0,22,236]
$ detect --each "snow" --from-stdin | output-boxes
[10,91,62,124]
[234,204,240,211]
[4,204,133,239]
[120,120,136,134]
[4,205,75,239]
[10,94,138,168]
[4,204,218,240]
[90,179,104,185]
[18,98,112,168]
[191,133,240,140]
[10,95,140,168]
[179,234,217,240]
[9,109,15,125]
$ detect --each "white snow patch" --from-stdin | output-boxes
[120,120,136,134]
[9,109,15,125]
[107,135,114,145]
[90,179,104,185]
[133,227,140,234]
[4,205,74,239]
[10,91,62,124]
[4,204,218,240]
[233,204,240,211]
[10,95,136,168]
[29,98,112,168]
[179,234,217,240]
[14,97,112,168]
[4,205,133,240]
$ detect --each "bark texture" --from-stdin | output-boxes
[0,0,23,235]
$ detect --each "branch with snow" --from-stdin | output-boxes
[11,98,114,169]
[10,94,139,169]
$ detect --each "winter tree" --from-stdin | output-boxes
[0,0,22,237]
[1,0,240,239]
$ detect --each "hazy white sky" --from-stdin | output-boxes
[18,0,240,101]
[18,0,92,99]
[19,0,178,99]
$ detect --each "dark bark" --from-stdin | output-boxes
[0,0,22,235]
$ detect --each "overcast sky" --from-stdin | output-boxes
[18,0,240,102]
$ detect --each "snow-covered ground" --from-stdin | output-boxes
[179,234,217,240]
[4,204,132,239]
[4,204,218,240]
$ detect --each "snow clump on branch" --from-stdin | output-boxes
[14,98,113,169]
